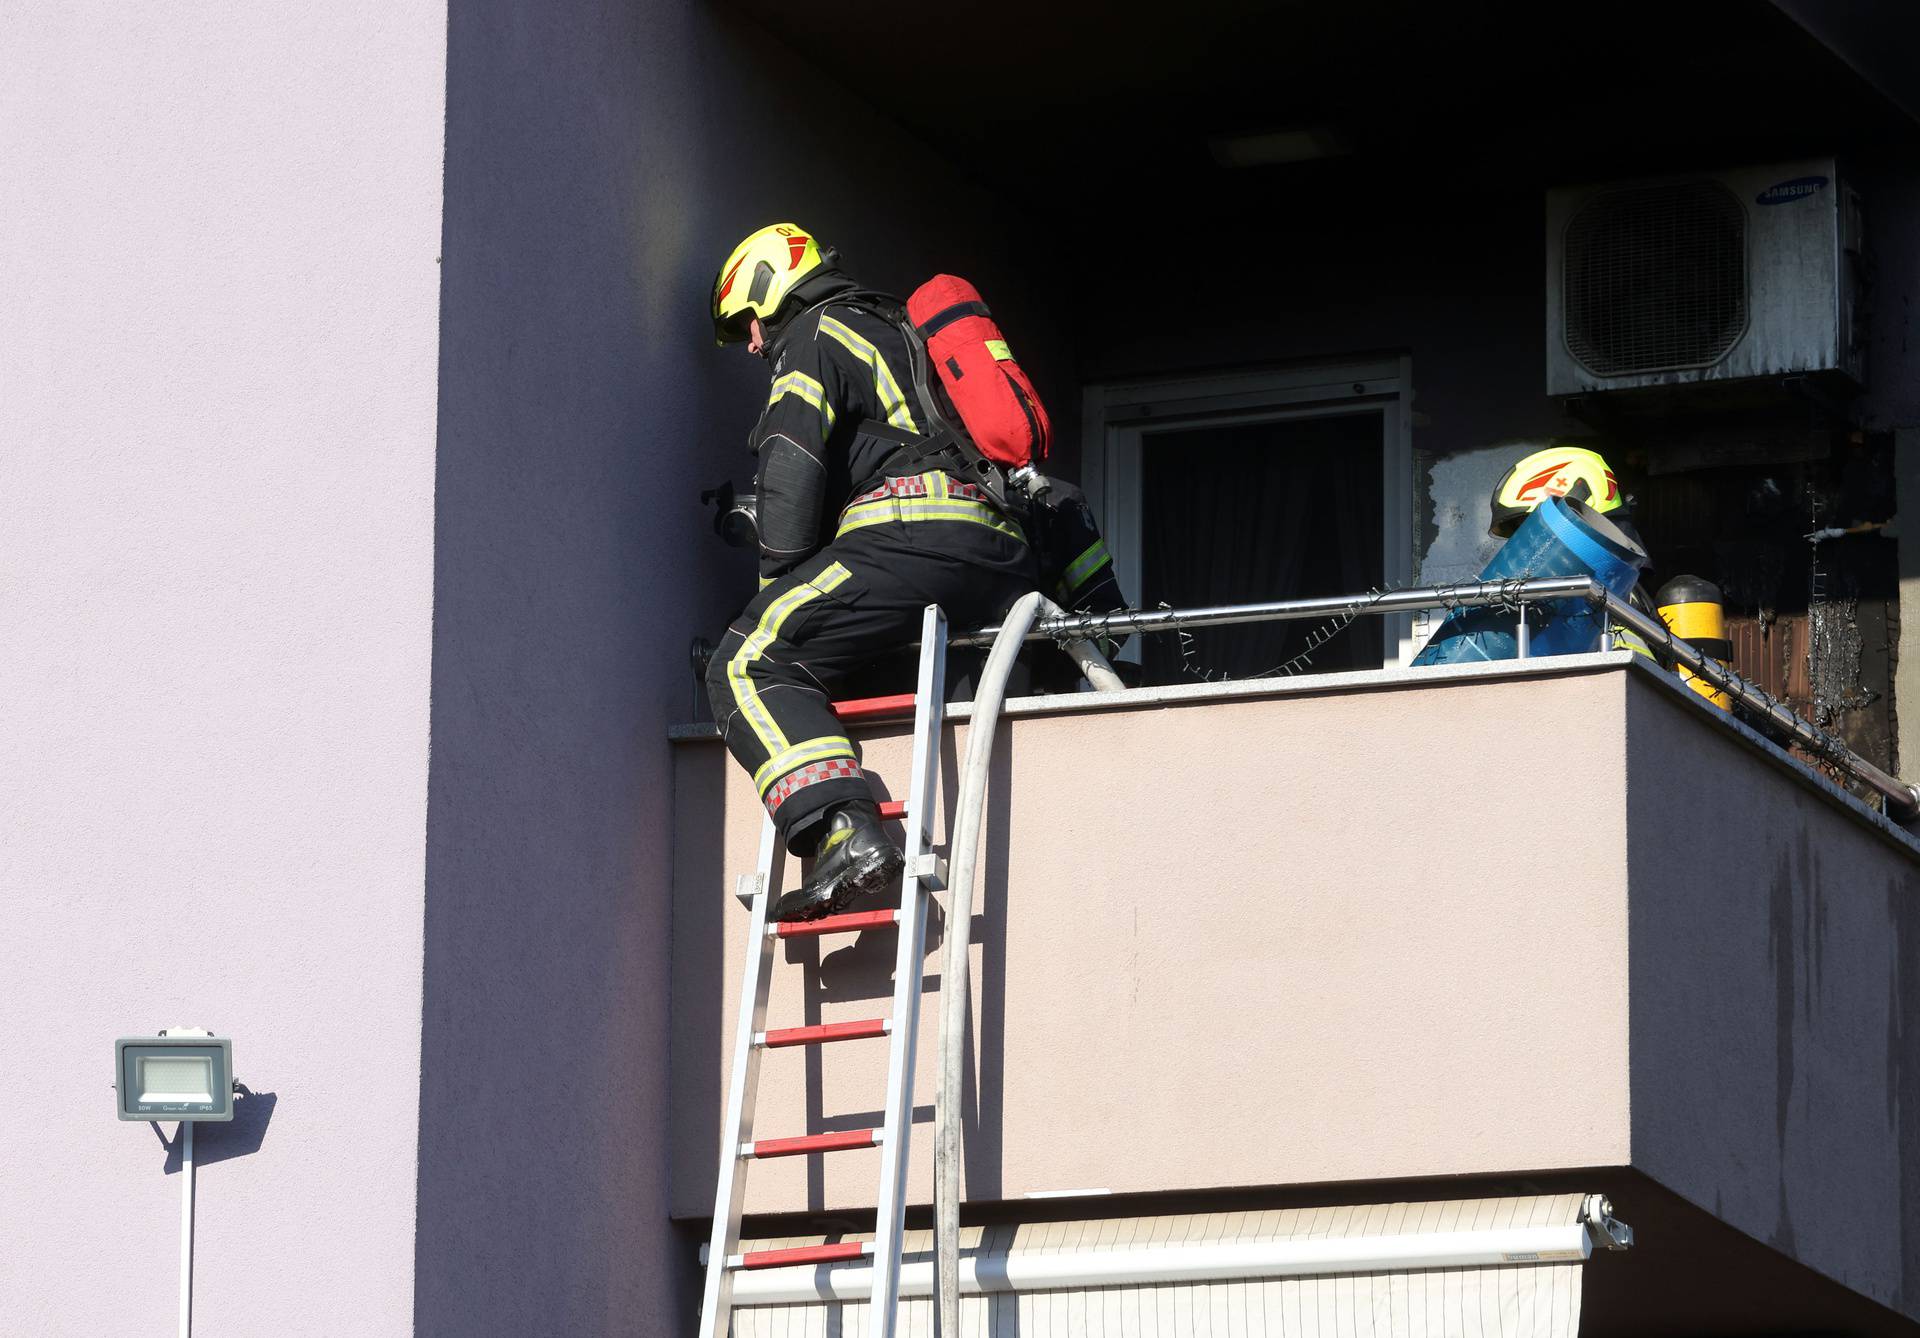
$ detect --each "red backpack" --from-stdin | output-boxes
[904,276,1051,469]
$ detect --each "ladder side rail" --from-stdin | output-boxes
[697,818,784,1338]
[867,604,948,1333]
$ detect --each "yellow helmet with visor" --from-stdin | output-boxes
[1488,444,1624,539]
[711,223,831,345]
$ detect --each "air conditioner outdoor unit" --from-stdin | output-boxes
[1545,158,1864,397]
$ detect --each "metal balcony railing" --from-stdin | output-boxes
[954,576,1920,823]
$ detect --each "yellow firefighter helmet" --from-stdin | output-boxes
[1488,445,1624,538]
[711,223,831,345]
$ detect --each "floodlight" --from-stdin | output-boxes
[117,1028,237,1338]
[115,1031,233,1122]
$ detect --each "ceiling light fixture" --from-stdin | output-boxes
[1210,127,1352,168]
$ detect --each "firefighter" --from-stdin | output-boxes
[1486,442,1658,654]
[704,224,1041,921]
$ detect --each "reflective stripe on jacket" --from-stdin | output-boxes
[751,300,927,583]
[834,471,1024,543]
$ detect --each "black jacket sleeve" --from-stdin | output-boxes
[751,338,850,585]
[1041,488,1124,610]
[1036,482,1128,652]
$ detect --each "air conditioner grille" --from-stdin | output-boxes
[1564,181,1747,376]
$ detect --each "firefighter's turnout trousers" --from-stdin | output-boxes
[705,471,1033,852]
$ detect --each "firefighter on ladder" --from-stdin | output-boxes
[705,223,1122,921]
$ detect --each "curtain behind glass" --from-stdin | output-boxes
[1140,412,1384,684]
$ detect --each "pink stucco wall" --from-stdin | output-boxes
[1,5,445,1334]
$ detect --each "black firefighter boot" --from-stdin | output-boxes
[772,800,903,922]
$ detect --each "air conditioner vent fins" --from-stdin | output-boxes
[1563,180,1748,376]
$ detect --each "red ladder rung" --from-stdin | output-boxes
[750,1128,879,1159]
[831,693,917,723]
[774,908,898,939]
[736,1240,870,1270]
[760,1018,888,1049]
[875,799,907,821]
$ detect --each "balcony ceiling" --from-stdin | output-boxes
[726,0,1919,199]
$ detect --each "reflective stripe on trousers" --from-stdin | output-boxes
[725,562,853,761]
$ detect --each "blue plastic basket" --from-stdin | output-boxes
[1413,496,1647,666]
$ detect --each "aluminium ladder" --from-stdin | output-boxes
[698,604,950,1338]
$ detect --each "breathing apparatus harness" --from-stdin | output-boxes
[831,287,1053,527]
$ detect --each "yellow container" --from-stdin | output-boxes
[1657,575,1732,711]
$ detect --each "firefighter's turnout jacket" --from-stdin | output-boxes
[1033,478,1124,626]
[704,297,1037,851]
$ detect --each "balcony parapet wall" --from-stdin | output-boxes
[669,653,1920,1321]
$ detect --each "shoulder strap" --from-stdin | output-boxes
[913,299,992,339]
[833,291,1022,516]
[831,290,953,430]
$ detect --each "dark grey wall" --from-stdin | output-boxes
[417,3,1055,1332]
[1770,0,1920,130]
[1854,151,1920,431]
[415,3,1920,1323]
[1626,674,1920,1320]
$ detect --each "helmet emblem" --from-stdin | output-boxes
[785,233,811,269]
[717,255,747,304]
[1514,460,1620,504]
[1516,460,1575,502]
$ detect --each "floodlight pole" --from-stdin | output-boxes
[179,1121,194,1338]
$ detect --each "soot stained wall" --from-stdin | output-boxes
[1066,150,1920,592]
[1065,164,1562,586]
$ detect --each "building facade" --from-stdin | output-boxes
[7,1,1920,1334]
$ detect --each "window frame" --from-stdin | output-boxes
[1080,356,1418,667]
